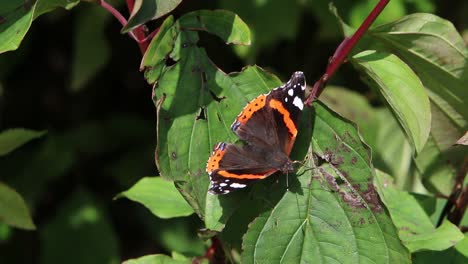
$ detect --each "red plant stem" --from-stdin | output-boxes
[125,0,150,54]
[305,0,390,105]
[99,0,137,41]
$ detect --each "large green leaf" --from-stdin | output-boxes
[0,0,80,54]
[0,182,35,230]
[40,190,119,264]
[352,50,431,154]
[0,128,46,156]
[241,102,410,263]
[413,234,468,264]
[142,11,266,230]
[117,177,194,219]
[122,0,182,33]
[369,13,468,142]
[374,171,464,252]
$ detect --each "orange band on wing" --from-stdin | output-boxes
[217,170,275,179]
[206,143,226,173]
[269,99,297,138]
[235,95,267,125]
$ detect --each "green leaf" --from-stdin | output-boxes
[178,10,251,45]
[241,102,410,263]
[352,50,431,154]
[219,0,299,59]
[374,170,464,252]
[40,190,119,264]
[123,254,192,264]
[142,12,262,229]
[70,4,111,92]
[0,128,46,156]
[122,0,182,33]
[0,182,35,230]
[369,13,468,138]
[34,0,80,19]
[117,177,194,219]
[413,234,468,263]
[0,0,80,54]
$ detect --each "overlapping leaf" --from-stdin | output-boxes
[374,171,464,252]
[351,50,431,154]
[122,0,182,33]
[0,0,80,54]
[369,13,467,137]
[142,10,281,230]
[241,102,410,263]
[117,177,194,219]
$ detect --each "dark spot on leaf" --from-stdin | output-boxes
[350,157,357,165]
[216,113,222,122]
[331,155,344,166]
[0,16,5,24]
[171,152,177,159]
[196,107,206,120]
[361,183,383,213]
[358,218,366,225]
[209,90,225,102]
[321,168,339,192]
[165,56,177,66]
[339,143,351,152]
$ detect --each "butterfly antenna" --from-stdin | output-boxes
[286,171,290,192]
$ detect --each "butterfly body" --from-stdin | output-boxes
[206,72,306,194]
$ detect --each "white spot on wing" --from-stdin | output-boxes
[230,183,246,188]
[288,89,294,96]
[220,183,227,187]
[285,97,288,102]
[293,96,304,110]
[301,84,306,90]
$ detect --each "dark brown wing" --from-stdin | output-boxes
[206,142,278,194]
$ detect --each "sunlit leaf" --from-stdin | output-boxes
[0,0,80,54]
[374,170,464,252]
[241,102,410,263]
[369,13,468,144]
[0,182,35,230]
[122,0,182,33]
[352,50,431,153]
[117,177,194,219]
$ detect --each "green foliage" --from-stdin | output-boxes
[0,128,46,156]
[352,50,431,153]
[0,182,35,230]
[0,0,466,263]
[117,177,194,218]
[122,0,183,33]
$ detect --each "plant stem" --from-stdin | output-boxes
[305,0,390,106]
[125,0,150,54]
[99,0,137,41]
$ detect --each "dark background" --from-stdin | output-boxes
[0,0,466,262]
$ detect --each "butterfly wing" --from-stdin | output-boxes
[231,72,306,155]
[206,72,307,195]
[206,142,278,194]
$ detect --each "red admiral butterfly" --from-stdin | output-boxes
[206,72,306,194]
